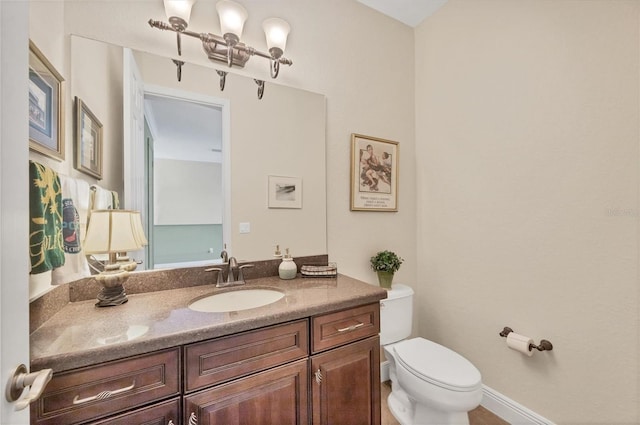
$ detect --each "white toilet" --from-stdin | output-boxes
[380,284,483,425]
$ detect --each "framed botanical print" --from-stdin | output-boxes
[28,40,65,160]
[350,133,399,212]
[74,97,103,179]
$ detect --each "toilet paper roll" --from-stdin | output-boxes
[506,332,534,356]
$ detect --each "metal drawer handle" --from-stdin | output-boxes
[337,322,364,333]
[189,412,198,425]
[72,380,135,405]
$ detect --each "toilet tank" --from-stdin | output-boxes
[379,283,414,345]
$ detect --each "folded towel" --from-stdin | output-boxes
[51,176,91,285]
[29,161,65,274]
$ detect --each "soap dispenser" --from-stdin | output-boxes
[278,248,297,280]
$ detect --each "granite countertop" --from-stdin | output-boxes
[30,274,387,373]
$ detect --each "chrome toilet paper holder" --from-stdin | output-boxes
[499,326,553,352]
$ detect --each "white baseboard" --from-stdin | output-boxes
[380,365,553,425]
[481,385,555,425]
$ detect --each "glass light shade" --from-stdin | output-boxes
[83,210,147,255]
[164,0,196,25]
[216,0,248,38]
[263,18,290,53]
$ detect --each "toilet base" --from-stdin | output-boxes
[414,401,470,425]
[387,388,412,425]
[387,388,470,425]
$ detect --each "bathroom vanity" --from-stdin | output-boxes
[29,273,386,425]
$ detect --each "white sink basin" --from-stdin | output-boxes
[188,289,285,313]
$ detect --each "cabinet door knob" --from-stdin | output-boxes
[315,368,323,385]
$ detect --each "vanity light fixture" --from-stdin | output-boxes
[149,0,293,79]
[83,210,148,307]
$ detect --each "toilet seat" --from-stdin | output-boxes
[394,338,482,392]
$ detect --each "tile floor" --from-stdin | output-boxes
[381,381,510,425]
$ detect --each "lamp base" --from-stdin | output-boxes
[95,285,128,307]
[94,266,130,307]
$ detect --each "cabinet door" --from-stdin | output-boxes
[184,359,308,425]
[311,336,380,425]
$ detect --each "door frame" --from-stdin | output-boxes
[142,84,231,262]
[1,1,31,423]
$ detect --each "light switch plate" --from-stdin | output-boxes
[239,222,251,234]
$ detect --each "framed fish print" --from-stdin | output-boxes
[268,175,302,209]
[28,40,65,160]
[350,133,399,212]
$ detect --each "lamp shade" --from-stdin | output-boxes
[262,18,290,55]
[216,0,248,38]
[84,210,147,255]
[164,0,196,25]
[131,211,148,247]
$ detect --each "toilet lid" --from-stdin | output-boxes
[394,338,482,392]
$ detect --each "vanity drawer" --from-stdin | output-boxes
[311,303,380,353]
[184,319,308,392]
[31,348,180,425]
[89,397,180,425]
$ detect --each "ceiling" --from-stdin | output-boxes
[357,0,448,27]
[145,95,223,163]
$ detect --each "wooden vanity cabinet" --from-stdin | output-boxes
[32,302,381,425]
[183,319,309,424]
[310,303,381,425]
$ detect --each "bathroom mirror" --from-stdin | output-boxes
[70,35,327,268]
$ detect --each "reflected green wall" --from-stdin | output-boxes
[153,224,223,265]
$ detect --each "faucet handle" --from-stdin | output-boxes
[205,267,224,285]
[237,264,254,282]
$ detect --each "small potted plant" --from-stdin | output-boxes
[370,250,403,289]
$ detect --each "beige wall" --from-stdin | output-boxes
[58,0,417,285]
[30,0,417,284]
[415,1,639,423]
[30,0,640,422]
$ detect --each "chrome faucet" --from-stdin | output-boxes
[226,257,239,283]
[206,257,253,288]
[220,244,228,263]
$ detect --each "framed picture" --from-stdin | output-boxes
[268,175,302,209]
[74,97,103,179]
[350,133,399,212]
[29,40,65,160]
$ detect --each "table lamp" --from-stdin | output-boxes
[83,210,148,307]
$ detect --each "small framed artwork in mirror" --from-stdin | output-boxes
[74,97,103,179]
[28,40,65,160]
[268,176,302,209]
[350,133,399,212]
